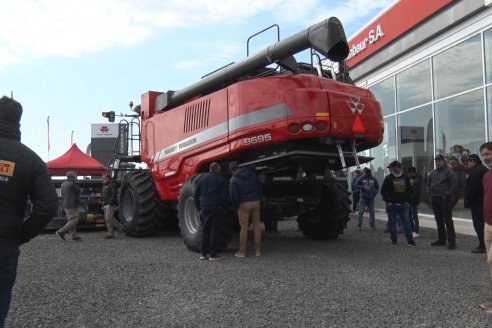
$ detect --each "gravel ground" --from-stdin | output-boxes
[6,216,492,328]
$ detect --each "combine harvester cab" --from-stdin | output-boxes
[106,17,384,250]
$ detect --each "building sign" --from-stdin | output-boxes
[347,0,454,67]
[348,24,385,60]
[91,124,118,138]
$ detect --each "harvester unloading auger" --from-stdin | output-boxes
[103,17,383,250]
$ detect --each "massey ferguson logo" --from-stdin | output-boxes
[100,126,109,133]
[0,160,15,177]
[347,96,364,114]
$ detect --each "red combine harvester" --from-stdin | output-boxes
[103,17,383,251]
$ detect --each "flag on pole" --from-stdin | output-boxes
[47,116,50,152]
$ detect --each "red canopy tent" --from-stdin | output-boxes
[46,143,107,176]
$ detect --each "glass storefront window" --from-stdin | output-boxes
[398,105,434,215]
[435,89,486,219]
[369,77,395,116]
[396,60,431,111]
[485,28,492,84]
[370,116,397,208]
[433,34,483,100]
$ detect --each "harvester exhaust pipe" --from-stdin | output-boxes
[157,17,349,110]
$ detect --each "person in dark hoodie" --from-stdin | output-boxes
[380,160,416,247]
[0,96,58,327]
[465,154,489,253]
[194,162,227,261]
[428,154,459,250]
[229,161,262,258]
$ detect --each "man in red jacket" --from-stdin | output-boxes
[480,142,492,313]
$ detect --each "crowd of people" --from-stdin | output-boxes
[350,142,492,313]
[1,96,492,325]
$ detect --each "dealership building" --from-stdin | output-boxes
[347,0,492,218]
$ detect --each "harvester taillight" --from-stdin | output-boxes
[315,121,328,131]
[288,123,300,134]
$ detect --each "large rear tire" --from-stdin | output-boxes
[178,175,233,252]
[119,171,167,237]
[297,179,351,240]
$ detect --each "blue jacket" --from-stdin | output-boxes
[194,173,227,211]
[354,174,379,200]
[229,168,261,207]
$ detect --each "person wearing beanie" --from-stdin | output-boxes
[380,160,416,247]
[55,171,82,241]
[427,154,459,250]
[0,96,58,327]
[465,154,488,253]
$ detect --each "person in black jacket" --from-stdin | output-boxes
[0,96,58,327]
[380,160,416,247]
[465,154,489,253]
[102,174,124,239]
[194,162,227,261]
[229,161,262,257]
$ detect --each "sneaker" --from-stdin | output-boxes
[480,300,492,309]
[408,241,416,247]
[255,252,261,257]
[199,255,209,260]
[412,232,420,238]
[209,255,225,261]
[471,247,486,254]
[447,242,456,250]
[357,225,362,231]
[71,236,82,241]
[485,305,492,314]
[430,240,446,246]
[234,252,246,258]
[55,230,66,241]
[104,235,115,239]
[391,241,397,247]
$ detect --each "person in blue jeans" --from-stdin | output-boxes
[354,167,379,231]
[380,160,416,247]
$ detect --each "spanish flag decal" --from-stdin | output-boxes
[0,160,15,177]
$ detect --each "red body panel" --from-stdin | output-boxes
[140,74,383,201]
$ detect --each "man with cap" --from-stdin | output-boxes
[406,166,422,238]
[101,174,125,239]
[0,96,58,327]
[380,160,416,247]
[465,154,488,253]
[428,154,459,250]
[354,167,379,230]
[55,171,82,241]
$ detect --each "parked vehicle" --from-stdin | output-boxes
[102,17,384,251]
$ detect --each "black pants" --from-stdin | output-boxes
[201,206,225,257]
[431,196,456,243]
[352,191,360,211]
[470,203,485,249]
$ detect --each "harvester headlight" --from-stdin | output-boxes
[302,123,313,132]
